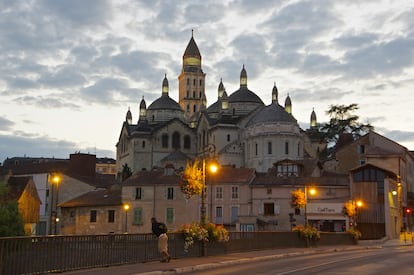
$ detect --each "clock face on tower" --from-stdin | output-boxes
[184,57,201,66]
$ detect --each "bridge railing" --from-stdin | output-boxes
[0,232,354,275]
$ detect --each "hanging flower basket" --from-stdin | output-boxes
[180,222,229,252]
[179,160,203,199]
[291,189,306,209]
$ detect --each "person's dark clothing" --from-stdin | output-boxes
[152,222,167,237]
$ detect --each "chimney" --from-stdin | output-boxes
[69,153,96,178]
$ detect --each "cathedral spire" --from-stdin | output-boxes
[218,78,225,98]
[310,108,317,128]
[126,107,132,124]
[240,64,247,88]
[162,74,169,96]
[285,93,292,114]
[272,82,278,104]
[139,96,147,121]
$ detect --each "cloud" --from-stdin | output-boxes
[340,37,414,78]
[40,0,112,26]
[0,117,14,131]
[381,129,414,147]
[0,133,115,164]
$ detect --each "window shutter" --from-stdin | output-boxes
[133,207,142,224]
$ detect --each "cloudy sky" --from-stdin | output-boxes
[1,0,414,163]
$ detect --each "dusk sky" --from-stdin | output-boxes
[1,0,414,163]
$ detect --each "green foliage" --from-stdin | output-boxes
[320,104,373,147]
[121,163,132,181]
[0,181,26,237]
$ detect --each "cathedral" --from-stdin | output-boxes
[116,33,322,176]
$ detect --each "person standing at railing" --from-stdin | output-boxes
[151,217,171,263]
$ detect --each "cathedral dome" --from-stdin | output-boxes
[228,87,263,104]
[147,74,182,111]
[229,65,263,105]
[247,103,297,127]
[147,96,182,111]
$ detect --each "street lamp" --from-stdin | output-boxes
[200,144,218,227]
[123,204,130,233]
[199,144,218,257]
[51,174,61,235]
[353,200,363,230]
[304,186,316,226]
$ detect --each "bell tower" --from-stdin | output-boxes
[178,31,206,120]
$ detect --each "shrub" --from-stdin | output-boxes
[292,224,320,240]
[347,228,362,240]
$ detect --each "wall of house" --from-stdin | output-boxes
[122,184,200,234]
[60,206,123,235]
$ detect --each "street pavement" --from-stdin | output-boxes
[65,235,414,275]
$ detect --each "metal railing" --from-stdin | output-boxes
[0,232,354,275]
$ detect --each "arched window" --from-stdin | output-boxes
[285,141,289,155]
[193,105,196,112]
[162,134,169,148]
[187,104,190,112]
[184,135,191,149]
[142,140,146,148]
[172,132,180,149]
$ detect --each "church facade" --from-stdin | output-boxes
[116,34,322,176]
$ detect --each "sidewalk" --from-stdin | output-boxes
[66,237,413,275]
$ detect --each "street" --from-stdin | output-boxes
[189,247,414,275]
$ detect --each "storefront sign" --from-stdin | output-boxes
[307,203,343,214]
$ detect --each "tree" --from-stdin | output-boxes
[320,103,373,146]
[121,163,132,181]
[0,181,25,237]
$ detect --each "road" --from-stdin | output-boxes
[189,247,414,275]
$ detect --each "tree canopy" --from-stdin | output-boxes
[0,180,25,237]
[320,103,373,147]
